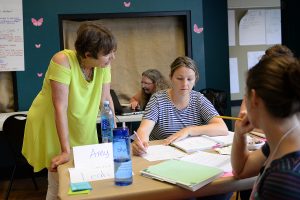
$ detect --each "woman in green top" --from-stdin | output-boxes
[22,22,117,199]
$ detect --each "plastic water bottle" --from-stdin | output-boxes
[113,127,133,186]
[101,100,114,143]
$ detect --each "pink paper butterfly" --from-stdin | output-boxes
[37,73,43,77]
[193,24,203,34]
[35,44,41,48]
[31,18,43,26]
[123,1,131,7]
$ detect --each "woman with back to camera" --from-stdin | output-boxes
[237,44,295,200]
[22,22,117,200]
[130,69,169,110]
[231,55,300,199]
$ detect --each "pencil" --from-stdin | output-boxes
[216,115,242,121]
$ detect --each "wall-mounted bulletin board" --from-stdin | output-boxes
[227,0,281,103]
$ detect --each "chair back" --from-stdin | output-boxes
[199,88,227,116]
[2,114,27,161]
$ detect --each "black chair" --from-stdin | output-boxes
[199,88,227,116]
[2,114,38,200]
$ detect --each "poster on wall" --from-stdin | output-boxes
[239,9,281,46]
[0,0,24,71]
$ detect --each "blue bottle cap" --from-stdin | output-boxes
[113,127,129,137]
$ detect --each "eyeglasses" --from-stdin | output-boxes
[141,81,154,86]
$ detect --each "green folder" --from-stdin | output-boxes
[141,159,223,191]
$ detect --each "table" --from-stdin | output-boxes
[57,141,256,200]
[0,112,142,131]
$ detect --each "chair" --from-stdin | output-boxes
[199,88,227,116]
[2,114,38,200]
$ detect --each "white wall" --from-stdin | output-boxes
[228,0,280,9]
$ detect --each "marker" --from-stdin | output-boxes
[216,116,242,121]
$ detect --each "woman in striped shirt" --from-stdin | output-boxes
[132,56,228,156]
[231,55,300,199]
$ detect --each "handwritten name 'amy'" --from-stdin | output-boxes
[89,148,110,159]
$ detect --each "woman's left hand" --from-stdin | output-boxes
[49,152,70,172]
[164,127,191,145]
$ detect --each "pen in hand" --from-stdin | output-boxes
[134,131,147,153]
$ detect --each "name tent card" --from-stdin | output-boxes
[69,143,114,183]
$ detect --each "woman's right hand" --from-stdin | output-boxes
[132,138,148,156]
[130,100,140,110]
[49,152,71,172]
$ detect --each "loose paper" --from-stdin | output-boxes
[265,9,281,44]
[247,51,265,69]
[180,151,232,172]
[142,145,186,161]
[229,57,239,94]
[228,10,236,46]
[239,9,265,45]
[239,9,281,45]
[0,0,24,71]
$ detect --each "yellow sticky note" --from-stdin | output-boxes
[68,187,90,195]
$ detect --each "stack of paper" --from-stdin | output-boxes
[68,182,92,195]
[141,159,223,191]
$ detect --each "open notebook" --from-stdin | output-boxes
[170,131,235,153]
[110,89,144,116]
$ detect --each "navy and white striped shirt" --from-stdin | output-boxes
[143,90,219,140]
[256,143,300,199]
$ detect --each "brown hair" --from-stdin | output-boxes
[140,69,169,109]
[247,55,300,118]
[169,56,199,82]
[260,44,294,61]
[75,21,117,59]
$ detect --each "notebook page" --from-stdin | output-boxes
[142,145,186,161]
[202,131,235,146]
[171,136,217,153]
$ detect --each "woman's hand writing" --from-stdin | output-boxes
[132,137,149,156]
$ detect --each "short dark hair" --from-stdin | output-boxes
[75,22,117,59]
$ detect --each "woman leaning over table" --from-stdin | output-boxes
[22,22,117,200]
[132,56,228,155]
[231,55,300,199]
